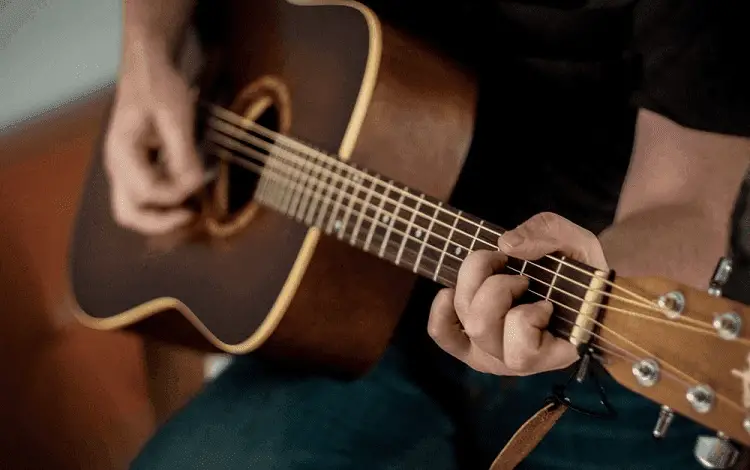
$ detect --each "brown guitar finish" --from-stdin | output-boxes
[69,0,476,375]
[600,276,750,447]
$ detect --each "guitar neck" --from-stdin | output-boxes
[245,141,606,342]
[204,111,609,343]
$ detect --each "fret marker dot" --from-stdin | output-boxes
[415,229,423,239]
[382,215,390,223]
[334,220,343,232]
[454,247,462,256]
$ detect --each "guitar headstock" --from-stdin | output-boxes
[593,258,750,466]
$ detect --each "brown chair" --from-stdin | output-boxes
[0,90,204,470]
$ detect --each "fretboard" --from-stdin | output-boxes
[205,115,607,343]
[250,147,602,340]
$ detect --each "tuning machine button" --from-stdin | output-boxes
[657,291,685,319]
[708,257,733,297]
[687,384,715,414]
[713,312,742,340]
[632,359,660,387]
[694,434,739,469]
[653,405,675,439]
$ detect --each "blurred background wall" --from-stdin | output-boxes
[0,0,119,131]
[0,2,207,469]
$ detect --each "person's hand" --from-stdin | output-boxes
[427,212,609,376]
[104,41,205,235]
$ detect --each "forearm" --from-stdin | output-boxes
[123,0,197,59]
[598,203,730,290]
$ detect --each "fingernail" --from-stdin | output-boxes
[536,300,554,312]
[500,231,523,249]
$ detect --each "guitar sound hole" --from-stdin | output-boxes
[224,105,280,213]
[203,75,292,237]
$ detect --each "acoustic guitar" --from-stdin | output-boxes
[69,0,750,466]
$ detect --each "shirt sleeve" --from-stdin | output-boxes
[632,0,750,137]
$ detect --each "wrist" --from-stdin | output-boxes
[123,27,174,65]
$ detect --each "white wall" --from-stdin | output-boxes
[0,0,121,130]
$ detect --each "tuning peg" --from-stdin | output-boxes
[708,257,733,297]
[694,433,739,469]
[653,405,675,439]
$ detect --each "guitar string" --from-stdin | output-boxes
[210,138,750,411]
[204,119,706,326]
[206,110,710,321]
[207,105,659,310]
[206,142,746,414]
[549,328,695,390]
[205,138,729,342]
[204,128,720,335]
[206,133,721,338]
[559,333,743,417]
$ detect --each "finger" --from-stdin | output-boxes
[498,212,608,269]
[111,184,195,235]
[105,120,192,207]
[155,85,205,192]
[454,250,507,315]
[462,274,528,358]
[503,300,578,374]
[428,288,471,362]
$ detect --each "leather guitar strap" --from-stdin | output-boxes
[488,400,569,470]
[488,401,750,470]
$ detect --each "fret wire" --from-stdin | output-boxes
[337,170,363,240]
[324,163,351,234]
[414,202,442,274]
[213,156,593,340]
[287,147,310,219]
[299,149,324,223]
[265,156,288,209]
[396,193,423,266]
[210,112,604,291]
[380,189,406,259]
[468,220,484,252]
[279,148,303,214]
[364,180,392,252]
[520,261,527,275]
[304,155,328,225]
[212,135,601,300]
[547,256,564,301]
[434,209,461,282]
[349,172,377,245]
[313,156,339,229]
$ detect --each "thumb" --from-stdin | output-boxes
[155,81,205,191]
[498,212,608,269]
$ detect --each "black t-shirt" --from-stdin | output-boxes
[366,0,750,232]
[364,0,750,321]
[364,1,750,467]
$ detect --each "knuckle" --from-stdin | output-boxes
[583,229,599,245]
[535,212,559,233]
[504,349,534,372]
[478,275,516,305]
[467,360,490,374]
[427,290,453,339]
[462,249,493,269]
[426,320,443,342]
[112,204,135,230]
[462,315,489,339]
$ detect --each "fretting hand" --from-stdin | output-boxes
[427,212,609,376]
[104,38,205,235]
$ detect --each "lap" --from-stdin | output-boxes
[133,317,712,470]
[131,347,459,470]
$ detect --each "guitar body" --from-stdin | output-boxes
[70,0,477,376]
